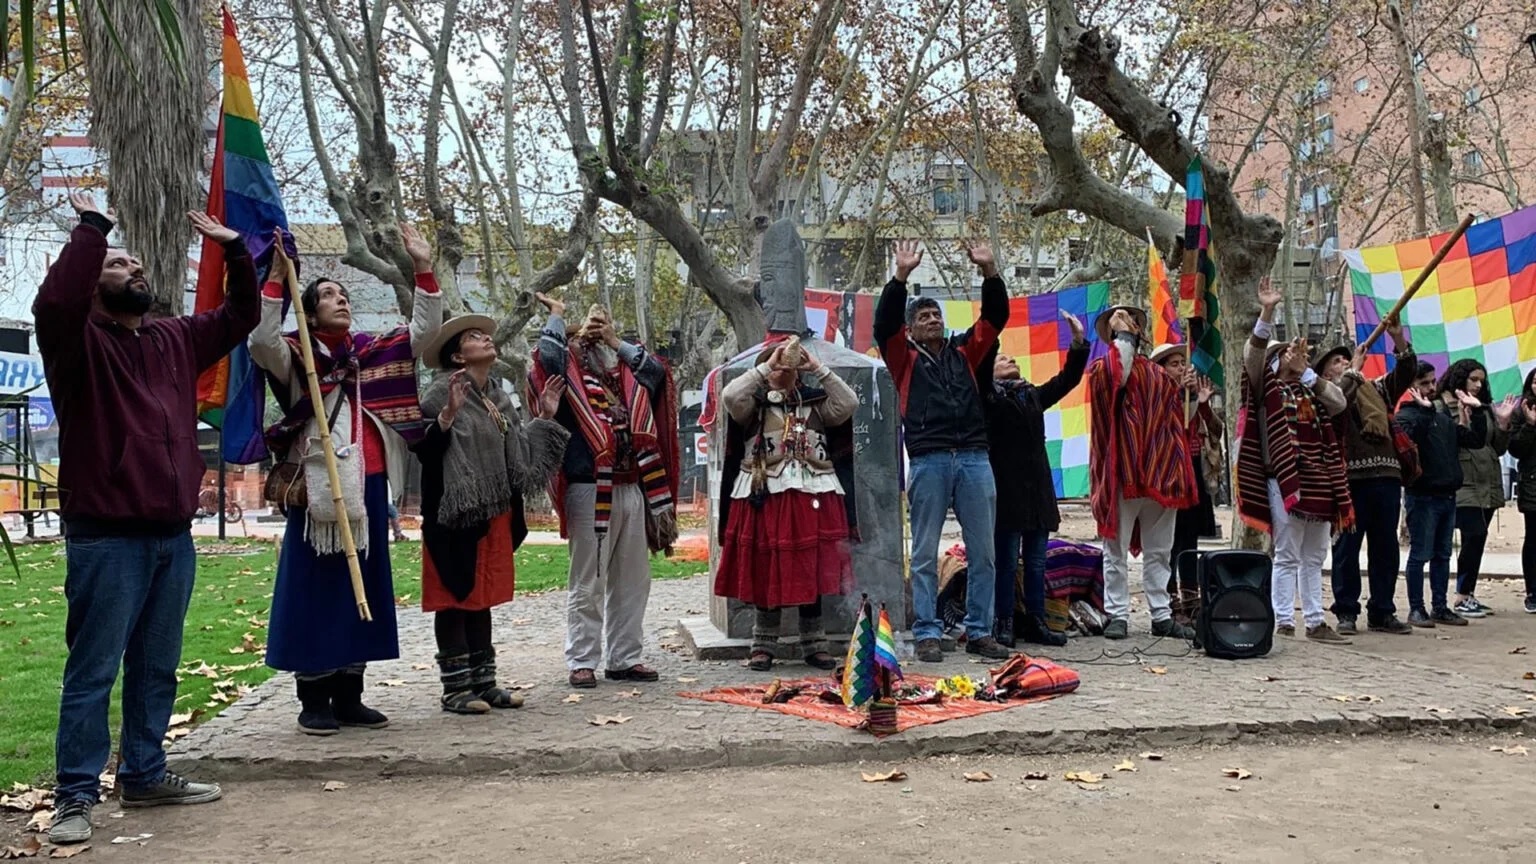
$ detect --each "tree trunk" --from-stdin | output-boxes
[1385,0,1428,234]
[633,224,657,344]
[81,0,208,317]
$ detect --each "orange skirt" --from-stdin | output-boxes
[421,511,517,612]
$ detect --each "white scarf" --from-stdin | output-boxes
[302,392,369,557]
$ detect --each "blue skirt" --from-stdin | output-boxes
[266,474,400,673]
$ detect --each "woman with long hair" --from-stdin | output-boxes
[1438,359,1516,618]
[1504,367,1536,614]
[251,225,442,736]
[414,317,569,713]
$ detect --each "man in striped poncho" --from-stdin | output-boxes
[1086,305,1199,641]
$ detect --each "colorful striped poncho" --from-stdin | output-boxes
[263,326,425,457]
[1087,348,1198,545]
[1235,366,1355,535]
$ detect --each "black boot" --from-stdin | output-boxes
[466,648,523,709]
[331,670,390,729]
[295,676,339,736]
[1020,614,1068,647]
[438,653,491,715]
[994,615,1016,648]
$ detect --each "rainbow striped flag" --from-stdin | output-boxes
[840,596,876,709]
[1179,157,1224,386]
[194,4,294,464]
[1148,229,1181,346]
[874,605,903,682]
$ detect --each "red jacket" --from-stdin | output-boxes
[33,221,260,534]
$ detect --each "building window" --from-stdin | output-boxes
[1464,87,1481,107]
[1314,78,1332,101]
[932,177,969,217]
[1252,129,1266,151]
[1353,76,1369,94]
[1463,150,1485,173]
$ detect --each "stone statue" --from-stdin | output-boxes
[758,219,810,336]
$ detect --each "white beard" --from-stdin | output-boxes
[588,342,620,373]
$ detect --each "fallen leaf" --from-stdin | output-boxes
[1022,771,1049,780]
[963,771,993,782]
[1075,782,1104,792]
[677,676,698,684]
[1355,694,1382,703]
[1252,675,1280,682]
[1501,706,1530,717]
[1423,705,1449,713]
[615,688,643,698]
[410,663,431,671]
[1063,771,1102,784]
[1138,752,1165,761]
[859,770,907,783]
[1114,759,1136,772]
[587,713,632,726]
[1224,785,1243,793]
[1526,672,1536,680]
[322,781,348,792]
[48,846,90,859]
[0,836,42,858]
[1508,645,1528,655]
[1488,745,1529,756]
[1145,666,1167,675]
[1332,695,1353,702]
[110,833,153,845]
[563,693,584,704]
[377,679,406,688]
[1222,768,1253,780]
[24,811,51,833]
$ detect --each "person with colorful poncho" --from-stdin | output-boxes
[414,316,571,713]
[531,293,680,690]
[1234,279,1352,644]
[1148,343,1223,625]
[251,224,442,736]
[1085,305,1198,641]
[715,339,858,672]
[1313,318,1417,636]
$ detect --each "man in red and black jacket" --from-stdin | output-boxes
[874,239,1010,663]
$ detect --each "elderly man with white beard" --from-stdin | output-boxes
[531,295,680,690]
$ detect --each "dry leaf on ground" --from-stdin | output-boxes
[588,714,632,726]
[1224,785,1243,793]
[562,694,583,704]
[48,846,90,859]
[1252,675,1280,682]
[860,770,907,783]
[1114,759,1136,772]
[1145,666,1167,675]
[109,833,153,845]
[1075,782,1104,791]
[1423,705,1449,713]
[321,781,348,792]
[1509,646,1528,655]
[615,688,643,698]
[24,811,52,833]
[1523,672,1534,680]
[377,679,406,688]
[410,663,431,671]
[1022,771,1049,780]
[1355,694,1382,703]
[677,676,698,684]
[1222,768,1253,780]
[1501,706,1530,717]
[1332,695,1353,702]
[1138,752,1165,761]
[1488,745,1529,756]
[0,788,51,813]
[1063,771,1102,784]
[0,836,42,859]
[963,771,993,782]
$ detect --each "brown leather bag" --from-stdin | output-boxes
[263,395,345,512]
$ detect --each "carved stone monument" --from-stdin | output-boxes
[681,220,905,655]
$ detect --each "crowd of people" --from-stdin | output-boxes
[35,197,1536,846]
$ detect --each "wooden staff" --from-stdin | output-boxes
[1360,213,1475,351]
[273,241,371,622]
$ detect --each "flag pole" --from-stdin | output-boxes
[273,239,372,622]
[1361,213,1474,351]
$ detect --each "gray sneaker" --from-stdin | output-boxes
[1103,618,1129,640]
[1150,617,1196,640]
[48,799,93,845]
[120,770,223,808]
[1336,616,1358,635]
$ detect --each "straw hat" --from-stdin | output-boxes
[1148,343,1185,366]
[421,314,499,370]
[1094,305,1149,344]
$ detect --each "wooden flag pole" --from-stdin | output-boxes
[1360,213,1475,351]
[273,241,372,622]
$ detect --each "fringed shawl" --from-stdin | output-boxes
[1235,367,1355,535]
[1087,350,1198,543]
[264,326,426,457]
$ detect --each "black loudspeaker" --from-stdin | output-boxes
[1181,549,1273,660]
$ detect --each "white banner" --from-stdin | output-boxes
[0,351,47,398]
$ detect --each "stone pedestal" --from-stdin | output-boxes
[701,337,907,642]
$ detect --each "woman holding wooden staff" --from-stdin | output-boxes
[252,225,443,736]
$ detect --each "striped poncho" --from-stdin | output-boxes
[1235,366,1355,534]
[263,326,426,457]
[1087,348,1198,544]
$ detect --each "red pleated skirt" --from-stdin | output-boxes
[714,489,852,608]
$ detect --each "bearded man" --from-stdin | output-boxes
[39,192,258,845]
[532,295,679,689]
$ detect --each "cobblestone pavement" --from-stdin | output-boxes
[168,570,1536,782]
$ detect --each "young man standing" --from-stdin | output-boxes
[875,239,1011,662]
[39,193,259,844]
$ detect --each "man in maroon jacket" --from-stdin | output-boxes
[38,192,259,845]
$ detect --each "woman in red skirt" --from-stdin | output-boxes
[415,315,570,713]
[715,339,858,671]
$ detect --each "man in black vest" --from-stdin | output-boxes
[875,240,1010,663]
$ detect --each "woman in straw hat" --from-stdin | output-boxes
[251,224,441,736]
[715,338,859,672]
[413,316,570,713]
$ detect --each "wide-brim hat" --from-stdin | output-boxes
[1094,305,1149,344]
[1263,340,1290,370]
[421,314,499,370]
[1313,344,1351,375]
[1148,343,1184,366]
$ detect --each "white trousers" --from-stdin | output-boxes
[1267,479,1330,628]
[1101,495,1177,622]
[564,483,652,671]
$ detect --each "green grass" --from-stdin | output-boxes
[0,538,706,790]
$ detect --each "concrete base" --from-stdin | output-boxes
[676,614,954,661]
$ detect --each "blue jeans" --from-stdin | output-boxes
[1330,477,1402,621]
[908,449,996,641]
[55,532,196,804]
[1404,494,1455,613]
[994,528,1049,621]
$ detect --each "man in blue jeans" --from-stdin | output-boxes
[875,239,1011,663]
[36,193,260,844]
[1397,362,1482,628]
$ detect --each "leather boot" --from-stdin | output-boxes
[295,676,339,736]
[331,670,390,728]
[1020,614,1068,647]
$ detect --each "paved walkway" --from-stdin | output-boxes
[167,571,1536,783]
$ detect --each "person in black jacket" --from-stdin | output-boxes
[875,239,1010,663]
[1504,367,1536,614]
[1397,361,1485,628]
[984,311,1088,647]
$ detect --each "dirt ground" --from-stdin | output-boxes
[5,734,1532,863]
